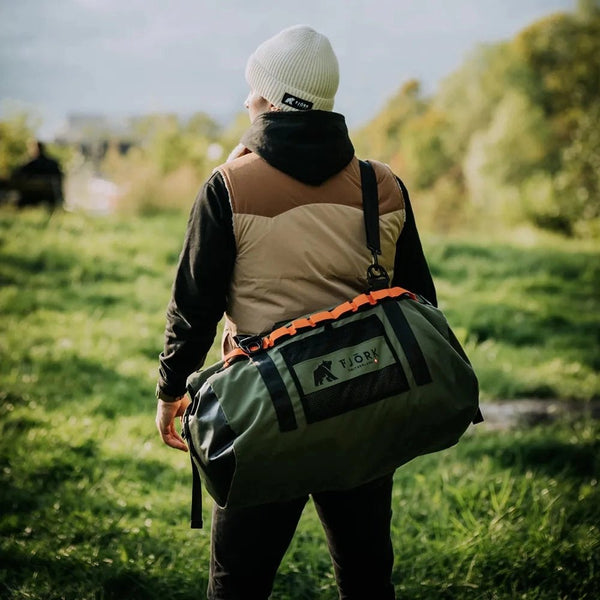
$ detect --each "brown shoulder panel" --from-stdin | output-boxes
[218,154,403,217]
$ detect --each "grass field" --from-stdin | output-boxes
[0,208,599,599]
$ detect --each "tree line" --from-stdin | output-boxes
[353,0,600,237]
[1,1,598,235]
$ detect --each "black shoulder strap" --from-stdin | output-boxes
[359,160,390,291]
[359,159,380,256]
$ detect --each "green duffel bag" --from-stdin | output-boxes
[182,285,482,523]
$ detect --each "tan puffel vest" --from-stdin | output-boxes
[217,154,405,355]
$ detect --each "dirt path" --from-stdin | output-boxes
[477,399,600,430]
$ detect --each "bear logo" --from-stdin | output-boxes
[313,360,338,386]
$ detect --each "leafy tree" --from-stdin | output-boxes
[353,79,426,170]
[511,8,600,234]
[187,112,220,139]
[101,111,226,214]
[463,91,550,203]
[434,42,520,159]
[514,9,600,121]
[555,101,600,235]
[0,111,38,178]
[219,111,252,158]
[401,107,452,190]
[353,3,599,237]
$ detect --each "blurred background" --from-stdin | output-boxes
[1,0,598,237]
[1,3,599,599]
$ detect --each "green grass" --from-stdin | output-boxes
[1,208,599,599]
[427,236,600,401]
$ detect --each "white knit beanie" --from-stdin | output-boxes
[245,25,339,112]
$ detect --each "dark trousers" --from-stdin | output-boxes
[207,474,395,600]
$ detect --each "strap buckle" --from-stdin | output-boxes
[367,262,390,291]
[236,334,264,355]
[367,247,390,291]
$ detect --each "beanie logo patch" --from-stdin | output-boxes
[282,93,313,111]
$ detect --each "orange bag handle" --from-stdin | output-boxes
[223,287,418,367]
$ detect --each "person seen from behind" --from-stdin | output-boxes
[11,140,64,210]
[155,24,437,600]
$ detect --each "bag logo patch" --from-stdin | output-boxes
[282,93,313,111]
[338,348,379,373]
[286,322,397,398]
[313,360,338,386]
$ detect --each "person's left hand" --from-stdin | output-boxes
[155,396,191,452]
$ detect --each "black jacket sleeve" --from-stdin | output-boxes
[157,172,235,397]
[391,178,437,307]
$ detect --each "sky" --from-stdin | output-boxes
[0,0,575,137]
